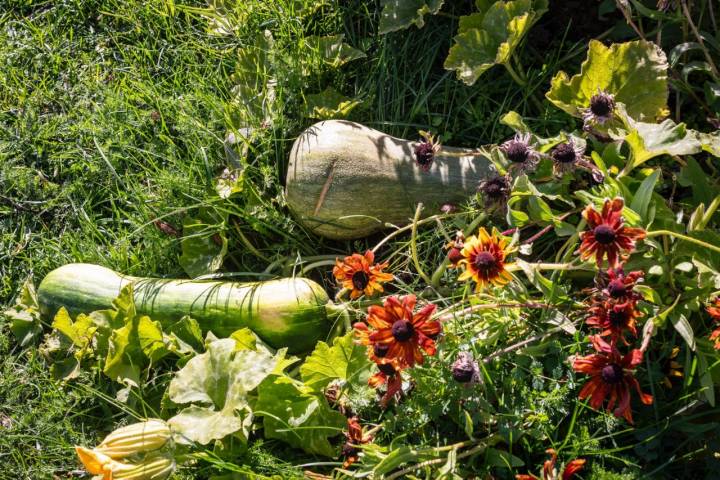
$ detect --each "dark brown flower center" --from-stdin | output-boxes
[600,363,624,384]
[474,251,497,272]
[593,224,616,244]
[608,279,627,298]
[609,308,628,327]
[482,177,508,198]
[505,141,529,163]
[378,363,397,376]
[414,142,434,168]
[452,362,476,383]
[590,93,614,117]
[391,320,414,341]
[352,271,369,290]
[342,443,359,457]
[373,343,390,358]
[552,143,578,164]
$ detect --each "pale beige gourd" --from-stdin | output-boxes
[285,120,496,240]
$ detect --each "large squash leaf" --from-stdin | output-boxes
[168,338,286,445]
[299,331,370,392]
[255,375,345,457]
[378,0,444,35]
[611,105,701,173]
[444,0,547,86]
[546,40,668,121]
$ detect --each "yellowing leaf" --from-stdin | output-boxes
[304,87,362,119]
[304,35,365,68]
[378,0,445,35]
[444,0,547,86]
[546,40,668,121]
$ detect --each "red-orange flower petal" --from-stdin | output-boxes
[333,250,393,299]
[578,198,645,268]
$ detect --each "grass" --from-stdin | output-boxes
[1,0,714,478]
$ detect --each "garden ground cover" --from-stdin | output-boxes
[2,0,720,479]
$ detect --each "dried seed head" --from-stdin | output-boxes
[451,352,481,385]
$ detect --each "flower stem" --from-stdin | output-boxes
[430,213,487,288]
[411,203,433,285]
[646,230,720,254]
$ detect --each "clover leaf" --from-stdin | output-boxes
[444,0,547,86]
[168,338,286,445]
[546,40,669,121]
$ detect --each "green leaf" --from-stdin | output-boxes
[614,105,701,171]
[444,0,547,85]
[229,31,275,129]
[52,308,97,362]
[546,40,668,121]
[671,313,695,351]
[168,338,283,445]
[629,169,660,223]
[696,130,720,157]
[230,327,258,351]
[255,375,345,457]
[677,158,716,206]
[179,213,228,279]
[3,278,43,347]
[299,331,371,392]
[304,35,365,67]
[164,316,204,355]
[378,0,445,35]
[304,87,362,120]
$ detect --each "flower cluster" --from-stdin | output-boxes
[573,198,652,423]
[354,295,441,407]
[707,298,720,349]
[516,448,585,480]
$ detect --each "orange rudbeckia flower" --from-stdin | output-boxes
[516,448,585,480]
[578,198,646,268]
[572,336,652,424]
[333,250,393,299]
[457,227,515,291]
[355,295,440,369]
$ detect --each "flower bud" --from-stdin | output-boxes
[113,454,176,480]
[95,419,172,459]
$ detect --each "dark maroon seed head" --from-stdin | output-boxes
[590,93,614,117]
[600,363,624,384]
[378,363,397,376]
[448,247,464,265]
[474,251,496,272]
[452,363,476,383]
[609,308,627,326]
[342,443,359,457]
[593,224,616,244]
[415,142,435,169]
[373,343,390,358]
[391,320,414,341]
[504,140,529,163]
[552,143,578,164]
[607,279,627,298]
[352,271,369,290]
